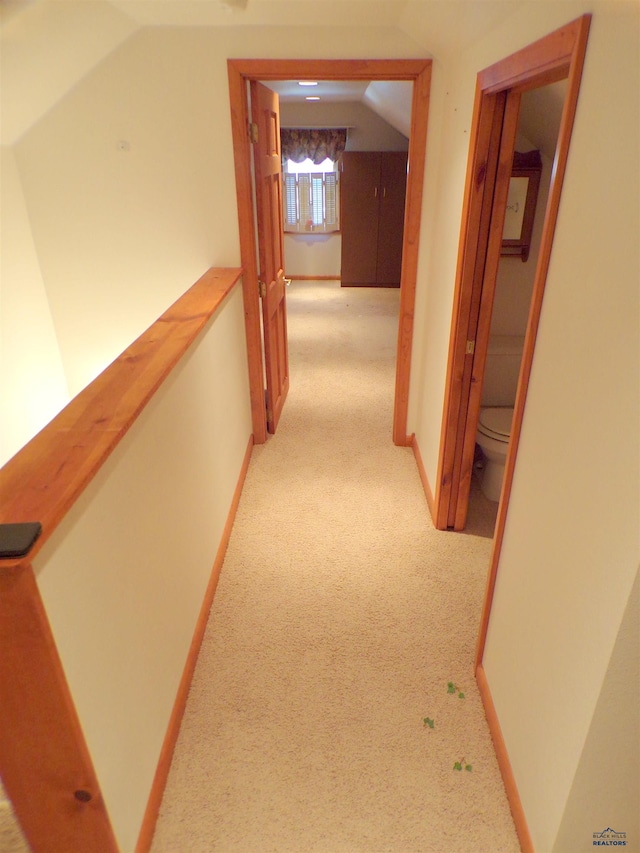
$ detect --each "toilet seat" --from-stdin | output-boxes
[477,407,513,443]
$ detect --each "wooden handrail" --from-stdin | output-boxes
[0,267,243,569]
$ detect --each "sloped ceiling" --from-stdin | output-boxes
[107,0,408,27]
[518,80,568,159]
[363,81,413,138]
[0,0,138,145]
[267,80,413,139]
[1,0,559,148]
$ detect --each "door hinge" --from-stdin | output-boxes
[466,340,475,355]
[249,122,259,144]
[258,280,266,298]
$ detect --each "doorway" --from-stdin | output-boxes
[470,81,567,521]
[227,59,432,446]
[434,15,591,534]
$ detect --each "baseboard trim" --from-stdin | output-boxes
[135,434,254,853]
[411,434,435,521]
[476,664,534,853]
[289,275,339,281]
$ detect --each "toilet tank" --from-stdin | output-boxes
[481,334,525,407]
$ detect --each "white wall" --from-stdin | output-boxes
[405,2,639,850]
[33,285,252,852]
[0,147,70,466]
[553,566,640,851]
[284,233,341,279]
[280,99,409,152]
[14,27,238,397]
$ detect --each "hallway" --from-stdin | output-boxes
[151,280,516,851]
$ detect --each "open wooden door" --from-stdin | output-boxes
[441,89,521,530]
[250,80,289,433]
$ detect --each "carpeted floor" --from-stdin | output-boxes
[150,280,517,853]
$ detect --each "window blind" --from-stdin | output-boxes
[283,171,340,233]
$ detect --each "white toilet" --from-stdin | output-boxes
[476,335,524,502]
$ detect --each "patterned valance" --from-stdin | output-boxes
[280,128,347,164]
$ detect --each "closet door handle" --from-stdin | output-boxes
[374,186,378,198]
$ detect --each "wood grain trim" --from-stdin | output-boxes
[228,63,268,445]
[229,58,430,81]
[135,435,254,853]
[0,268,242,566]
[227,59,432,450]
[434,15,592,533]
[478,17,582,94]
[452,90,522,531]
[288,276,339,281]
[446,92,509,529]
[411,434,435,521]
[475,13,591,667]
[394,61,432,446]
[434,88,504,530]
[0,564,119,853]
[476,664,534,853]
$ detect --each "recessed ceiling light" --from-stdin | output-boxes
[305,96,321,101]
[298,81,318,87]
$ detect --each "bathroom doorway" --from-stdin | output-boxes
[433,15,591,534]
[472,81,566,513]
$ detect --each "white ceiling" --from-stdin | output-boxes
[266,80,371,103]
[518,80,568,159]
[267,80,413,138]
[107,0,408,28]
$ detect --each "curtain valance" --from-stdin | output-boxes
[280,128,347,164]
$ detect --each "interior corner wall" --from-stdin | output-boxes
[405,53,471,467]
[552,565,640,852]
[0,146,69,467]
[406,4,639,851]
[13,27,234,398]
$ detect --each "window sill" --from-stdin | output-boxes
[284,230,341,236]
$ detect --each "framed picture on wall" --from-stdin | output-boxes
[501,150,542,262]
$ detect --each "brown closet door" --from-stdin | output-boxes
[340,152,381,286]
[376,152,408,287]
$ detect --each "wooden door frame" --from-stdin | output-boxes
[228,59,432,445]
[434,15,591,532]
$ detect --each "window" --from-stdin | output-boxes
[282,158,340,233]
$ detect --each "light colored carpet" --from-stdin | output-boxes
[151,280,518,853]
[0,783,29,853]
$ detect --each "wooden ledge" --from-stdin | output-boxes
[0,267,243,569]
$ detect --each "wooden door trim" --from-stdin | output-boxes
[434,14,591,531]
[450,89,522,530]
[228,58,432,446]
